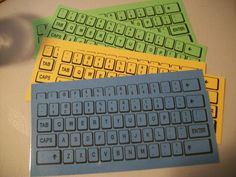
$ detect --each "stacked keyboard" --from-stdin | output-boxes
[28,0,225,176]
[31,70,218,176]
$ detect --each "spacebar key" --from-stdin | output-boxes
[184,139,212,155]
[37,150,61,165]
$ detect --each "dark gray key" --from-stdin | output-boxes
[177,126,188,139]
[136,113,147,127]
[143,128,153,142]
[48,91,58,99]
[189,124,209,138]
[184,139,211,155]
[154,127,165,141]
[149,144,160,159]
[37,150,61,164]
[159,112,170,125]
[172,142,183,156]
[116,85,126,96]
[107,130,118,145]
[171,80,181,92]
[153,97,164,110]
[142,98,152,111]
[70,133,81,147]
[93,87,104,97]
[125,145,136,160]
[166,127,176,140]
[119,99,130,112]
[186,95,205,108]
[193,109,207,122]
[164,96,175,109]
[137,144,148,159]
[37,92,46,100]
[182,79,200,92]
[78,117,88,130]
[113,146,123,161]
[72,102,82,115]
[149,82,159,94]
[59,90,69,98]
[131,99,141,112]
[76,148,86,163]
[63,149,74,164]
[138,83,149,95]
[125,114,135,127]
[37,119,51,132]
[88,148,98,162]
[148,112,158,126]
[84,101,94,114]
[181,110,192,123]
[119,130,130,144]
[49,103,59,116]
[37,134,56,147]
[101,147,111,162]
[37,103,48,117]
[58,134,69,147]
[53,118,64,131]
[95,131,105,145]
[83,132,93,146]
[108,100,118,113]
[170,111,181,124]
[61,102,71,116]
[175,96,185,109]
[160,81,171,93]
[113,115,124,128]
[131,129,141,143]
[160,143,171,157]
[89,116,100,130]
[70,89,80,98]
[82,88,92,98]
[65,117,76,131]
[101,115,112,129]
[127,84,138,95]
[96,100,106,114]
[105,86,115,96]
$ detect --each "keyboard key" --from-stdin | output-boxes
[88,148,99,162]
[75,148,86,163]
[37,134,56,147]
[172,142,183,156]
[37,150,61,164]
[54,118,64,132]
[113,146,124,161]
[137,144,148,159]
[182,79,200,92]
[37,103,48,117]
[193,109,207,122]
[184,139,211,155]
[189,124,209,138]
[186,95,205,108]
[70,133,81,147]
[95,131,105,145]
[125,145,136,160]
[83,132,93,146]
[63,149,74,164]
[160,143,171,157]
[149,143,160,158]
[58,133,69,147]
[101,147,111,162]
[37,119,51,132]
[170,24,189,36]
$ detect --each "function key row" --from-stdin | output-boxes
[36,78,200,100]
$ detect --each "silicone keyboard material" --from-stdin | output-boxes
[27,38,225,144]
[85,0,197,42]
[31,70,218,176]
[34,5,207,61]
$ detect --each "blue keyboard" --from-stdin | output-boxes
[31,70,218,176]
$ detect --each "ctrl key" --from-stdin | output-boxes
[37,150,61,165]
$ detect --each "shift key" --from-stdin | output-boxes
[184,44,202,57]
[184,139,212,155]
[37,150,61,164]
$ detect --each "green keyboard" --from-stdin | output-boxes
[34,5,207,61]
[86,0,196,42]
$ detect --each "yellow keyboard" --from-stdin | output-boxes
[27,38,224,144]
